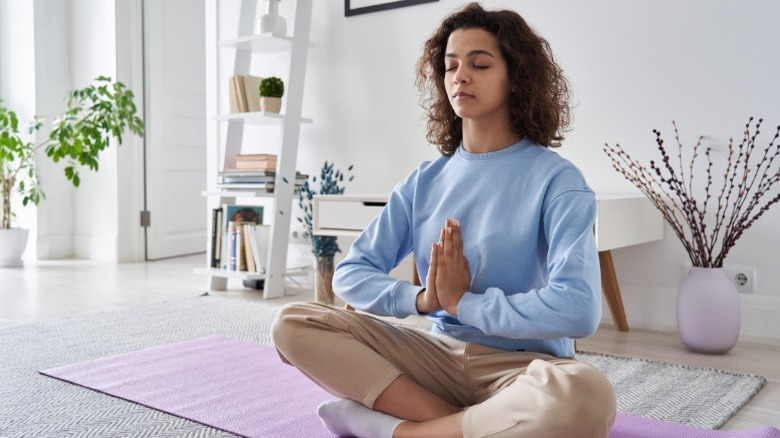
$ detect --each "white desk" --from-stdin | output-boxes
[313,193,663,331]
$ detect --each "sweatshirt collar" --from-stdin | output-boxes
[456,138,531,161]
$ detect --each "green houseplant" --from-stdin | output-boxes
[297,161,354,303]
[0,76,144,265]
[259,76,284,113]
[604,118,780,353]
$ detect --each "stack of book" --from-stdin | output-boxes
[210,205,270,273]
[228,75,264,113]
[219,154,307,192]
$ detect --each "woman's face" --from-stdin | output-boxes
[443,28,511,122]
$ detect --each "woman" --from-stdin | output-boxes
[272,3,616,437]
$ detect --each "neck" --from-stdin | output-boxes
[461,115,520,153]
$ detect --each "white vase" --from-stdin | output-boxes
[0,228,29,267]
[257,0,286,36]
[676,267,740,354]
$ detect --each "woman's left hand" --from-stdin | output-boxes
[435,218,471,315]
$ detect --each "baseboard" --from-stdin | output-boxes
[73,234,118,262]
[602,283,780,340]
[35,234,74,259]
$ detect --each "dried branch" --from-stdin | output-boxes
[604,119,780,267]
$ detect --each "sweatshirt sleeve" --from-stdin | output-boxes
[332,182,424,319]
[457,188,602,339]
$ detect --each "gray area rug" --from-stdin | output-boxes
[577,352,766,429]
[0,294,767,437]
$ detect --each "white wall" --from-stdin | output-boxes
[0,0,38,257]
[70,0,120,261]
[33,0,76,260]
[269,0,780,338]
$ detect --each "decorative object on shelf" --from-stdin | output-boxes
[298,162,355,304]
[604,118,780,353]
[258,0,287,36]
[259,76,284,113]
[0,76,144,266]
[229,75,264,113]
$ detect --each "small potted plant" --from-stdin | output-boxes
[0,76,144,266]
[259,76,284,113]
[297,161,354,304]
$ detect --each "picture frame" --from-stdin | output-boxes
[345,0,438,17]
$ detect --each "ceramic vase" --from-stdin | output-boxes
[315,255,335,305]
[677,267,740,353]
[260,96,282,113]
[258,0,286,36]
[0,228,29,267]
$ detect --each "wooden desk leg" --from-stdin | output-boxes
[599,250,629,332]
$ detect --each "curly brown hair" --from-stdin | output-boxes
[415,2,571,155]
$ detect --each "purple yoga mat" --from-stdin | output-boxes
[40,336,779,438]
[40,336,335,437]
[611,413,780,438]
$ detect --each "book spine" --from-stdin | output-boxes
[228,221,237,271]
[237,224,247,271]
[210,208,220,268]
[236,75,248,112]
[248,225,262,274]
[244,224,256,273]
[228,76,240,113]
[214,208,223,268]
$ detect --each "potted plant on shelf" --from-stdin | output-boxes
[297,161,354,304]
[0,76,144,267]
[259,76,284,114]
[604,118,780,353]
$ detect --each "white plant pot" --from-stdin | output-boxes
[257,0,287,36]
[0,228,29,267]
[261,97,282,113]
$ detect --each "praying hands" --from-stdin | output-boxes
[417,218,471,315]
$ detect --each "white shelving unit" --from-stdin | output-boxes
[201,0,313,298]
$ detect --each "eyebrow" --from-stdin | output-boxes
[445,49,496,59]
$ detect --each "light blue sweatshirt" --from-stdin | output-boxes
[333,139,601,358]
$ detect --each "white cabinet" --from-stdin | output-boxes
[198,0,313,298]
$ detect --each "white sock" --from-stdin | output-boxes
[317,399,404,438]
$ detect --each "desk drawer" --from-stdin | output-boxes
[313,195,387,235]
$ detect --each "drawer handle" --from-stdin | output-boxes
[362,201,387,207]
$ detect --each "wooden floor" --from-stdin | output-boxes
[1,254,778,431]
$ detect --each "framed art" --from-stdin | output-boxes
[345,0,438,17]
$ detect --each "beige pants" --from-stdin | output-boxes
[271,302,616,438]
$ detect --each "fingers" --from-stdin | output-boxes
[428,242,438,279]
[451,220,463,266]
[443,225,453,259]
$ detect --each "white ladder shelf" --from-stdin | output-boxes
[202,0,313,298]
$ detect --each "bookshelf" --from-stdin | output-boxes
[202,0,313,298]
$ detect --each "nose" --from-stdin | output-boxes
[452,66,470,84]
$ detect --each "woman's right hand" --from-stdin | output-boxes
[417,239,443,314]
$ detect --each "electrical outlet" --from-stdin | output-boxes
[724,265,757,294]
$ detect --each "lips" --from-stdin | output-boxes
[453,91,474,99]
